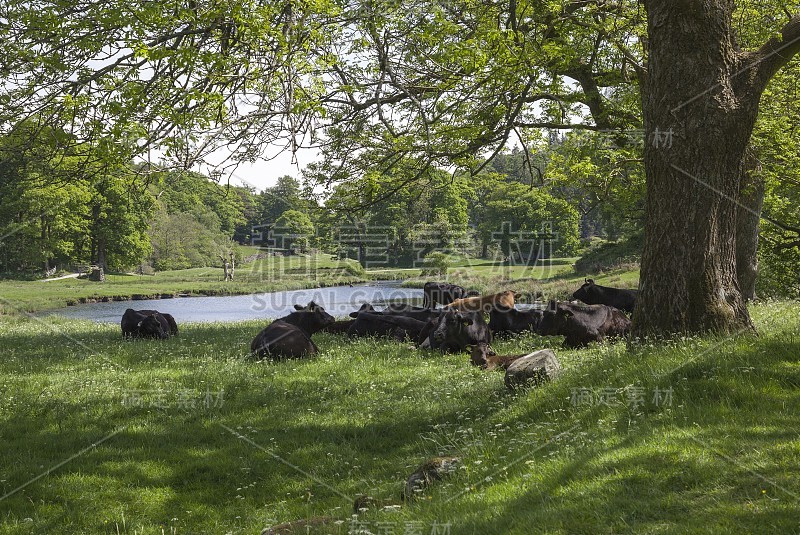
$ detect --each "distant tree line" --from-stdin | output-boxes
[2,110,797,299]
[0,127,594,274]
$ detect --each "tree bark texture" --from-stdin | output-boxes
[735,148,764,301]
[638,1,759,334]
[637,3,800,334]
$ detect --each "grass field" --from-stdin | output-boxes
[0,299,798,533]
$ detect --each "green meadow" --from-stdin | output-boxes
[0,275,798,533]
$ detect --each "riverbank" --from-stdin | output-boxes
[400,261,639,302]
[0,254,413,315]
[44,283,423,323]
[0,273,372,315]
[0,254,626,315]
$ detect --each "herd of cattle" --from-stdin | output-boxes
[121,279,639,361]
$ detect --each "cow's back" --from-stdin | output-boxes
[348,313,427,339]
[251,320,316,359]
[423,282,466,308]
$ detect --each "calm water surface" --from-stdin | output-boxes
[47,282,423,323]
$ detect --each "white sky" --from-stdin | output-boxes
[194,145,319,192]
[225,151,312,191]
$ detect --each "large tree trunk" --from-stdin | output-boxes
[637,1,758,334]
[636,3,800,335]
[735,148,764,302]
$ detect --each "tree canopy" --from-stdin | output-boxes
[1,0,799,333]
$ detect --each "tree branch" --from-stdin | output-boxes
[752,13,800,89]
[513,121,600,130]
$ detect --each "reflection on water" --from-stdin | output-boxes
[47,281,423,323]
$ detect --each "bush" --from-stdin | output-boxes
[343,260,366,277]
[420,252,450,276]
[756,245,800,298]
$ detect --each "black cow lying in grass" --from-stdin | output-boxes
[121,308,178,339]
[488,305,543,336]
[250,301,334,359]
[572,279,638,315]
[538,300,631,348]
[319,319,355,334]
[347,312,428,341]
[349,303,442,323]
[424,309,492,353]
[139,309,178,336]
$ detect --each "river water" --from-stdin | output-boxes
[47,281,423,323]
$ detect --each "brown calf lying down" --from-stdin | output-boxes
[469,343,527,370]
[445,290,516,313]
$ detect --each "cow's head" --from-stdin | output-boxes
[349,303,376,318]
[139,313,168,339]
[293,301,335,332]
[539,301,573,336]
[572,278,596,302]
[469,343,495,368]
[433,309,473,342]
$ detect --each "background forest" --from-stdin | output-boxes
[2,109,797,297]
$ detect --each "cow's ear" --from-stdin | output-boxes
[587,279,594,285]
[294,304,304,310]
[547,299,557,311]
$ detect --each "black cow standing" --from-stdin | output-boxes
[425,309,492,353]
[422,282,478,309]
[121,308,177,339]
[538,300,631,348]
[488,305,543,336]
[250,301,335,359]
[572,279,638,314]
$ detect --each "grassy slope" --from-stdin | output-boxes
[0,302,798,534]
